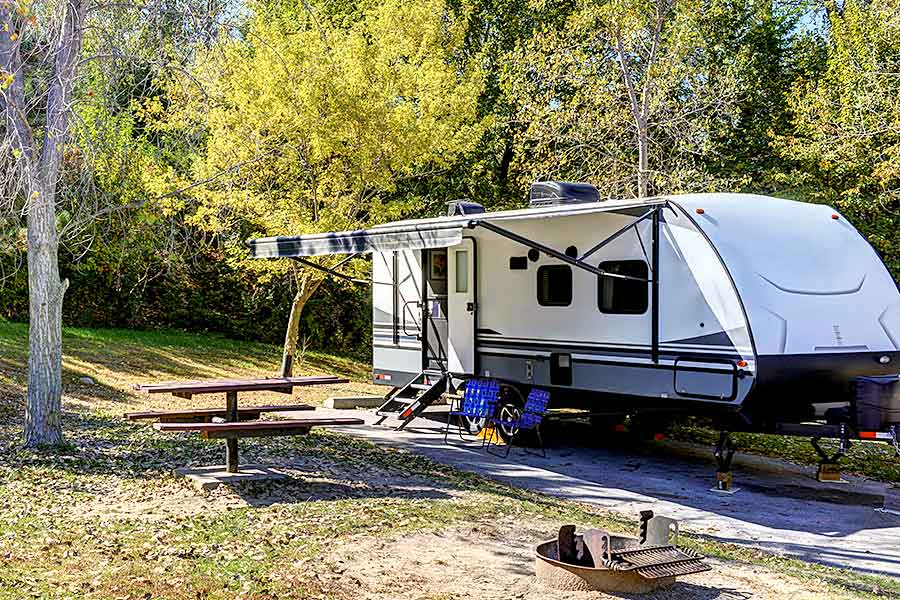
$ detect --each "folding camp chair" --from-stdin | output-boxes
[486,387,550,457]
[443,379,501,446]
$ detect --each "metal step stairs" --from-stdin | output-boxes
[374,369,448,430]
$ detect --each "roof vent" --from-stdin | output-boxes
[447,200,486,216]
[530,181,600,207]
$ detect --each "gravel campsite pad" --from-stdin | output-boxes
[312,519,848,600]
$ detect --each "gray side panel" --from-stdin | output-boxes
[374,346,422,376]
[477,353,752,408]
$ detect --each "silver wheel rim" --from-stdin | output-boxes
[498,404,521,439]
[464,415,486,434]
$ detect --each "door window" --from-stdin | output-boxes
[455,250,469,293]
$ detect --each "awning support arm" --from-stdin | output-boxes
[290,255,369,285]
[578,208,657,262]
[651,208,661,363]
[471,220,649,283]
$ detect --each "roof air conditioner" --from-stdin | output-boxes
[530,181,601,207]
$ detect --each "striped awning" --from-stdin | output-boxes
[249,198,664,259]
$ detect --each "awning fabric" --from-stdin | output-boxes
[249,198,665,259]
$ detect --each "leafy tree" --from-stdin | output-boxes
[776,0,900,275]
[159,0,486,373]
[501,0,774,198]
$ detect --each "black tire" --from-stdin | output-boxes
[494,383,526,443]
[589,414,625,431]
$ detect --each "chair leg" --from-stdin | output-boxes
[535,427,546,458]
[522,427,546,458]
[443,413,452,444]
[486,425,515,457]
[504,431,514,457]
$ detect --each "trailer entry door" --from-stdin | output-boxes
[448,238,476,374]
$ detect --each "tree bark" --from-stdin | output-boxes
[12,0,87,446]
[280,267,323,377]
[25,182,68,446]
[636,120,649,198]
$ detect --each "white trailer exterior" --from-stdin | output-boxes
[251,190,900,428]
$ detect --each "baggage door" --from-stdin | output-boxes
[448,238,476,374]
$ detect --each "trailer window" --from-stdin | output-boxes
[537,265,572,306]
[598,260,648,314]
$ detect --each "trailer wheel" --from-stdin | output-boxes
[462,415,487,435]
[494,384,526,443]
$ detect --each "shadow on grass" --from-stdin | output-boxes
[0,409,464,508]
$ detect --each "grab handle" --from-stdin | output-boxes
[401,300,421,339]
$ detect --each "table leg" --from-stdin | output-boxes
[226,391,238,473]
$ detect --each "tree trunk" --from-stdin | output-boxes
[637,121,650,198]
[280,269,323,377]
[25,182,68,447]
[20,0,86,446]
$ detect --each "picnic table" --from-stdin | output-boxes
[131,375,362,473]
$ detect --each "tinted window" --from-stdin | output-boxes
[509,256,528,270]
[537,265,572,306]
[598,260,648,314]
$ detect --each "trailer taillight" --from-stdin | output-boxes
[859,431,894,440]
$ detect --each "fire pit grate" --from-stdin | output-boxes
[603,545,710,579]
[534,512,711,593]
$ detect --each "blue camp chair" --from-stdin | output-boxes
[486,387,550,457]
[443,379,500,445]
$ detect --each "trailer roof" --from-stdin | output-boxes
[250,197,666,258]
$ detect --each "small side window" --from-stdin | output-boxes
[537,265,572,306]
[598,260,648,314]
[509,256,528,270]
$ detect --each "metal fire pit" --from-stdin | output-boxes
[534,513,710,593]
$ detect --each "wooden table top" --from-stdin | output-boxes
[154,417,365,433]
[133,375,349,395]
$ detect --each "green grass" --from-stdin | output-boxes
[669,422,900,484]
[1,323,899,598]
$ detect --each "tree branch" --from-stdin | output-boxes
[39,0,89,188]
[0,2,37,167]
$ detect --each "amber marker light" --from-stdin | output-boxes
[736,360,748,368]
[695,208,705,214]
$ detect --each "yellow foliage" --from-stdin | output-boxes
[161,0,485,280]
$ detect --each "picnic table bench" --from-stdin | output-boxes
[133,375,360,473]
[125,404,315,423]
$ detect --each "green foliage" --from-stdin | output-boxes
[503,0,726,196]
[775,0,900,276]
[3,0,900,353]
[0,245,371,355]
[165,0,485,258]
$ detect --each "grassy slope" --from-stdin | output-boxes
[0,323,897,599]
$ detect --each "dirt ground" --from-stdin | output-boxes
[313,517,840,600]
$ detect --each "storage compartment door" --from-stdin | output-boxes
[674,359,737,401]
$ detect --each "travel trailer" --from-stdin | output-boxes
[250,182,900,456]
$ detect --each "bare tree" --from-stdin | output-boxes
[613,0,674,198]
[2,0,87,445]
[1,0,229,446]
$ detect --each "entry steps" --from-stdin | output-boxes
[374,369,448,430]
